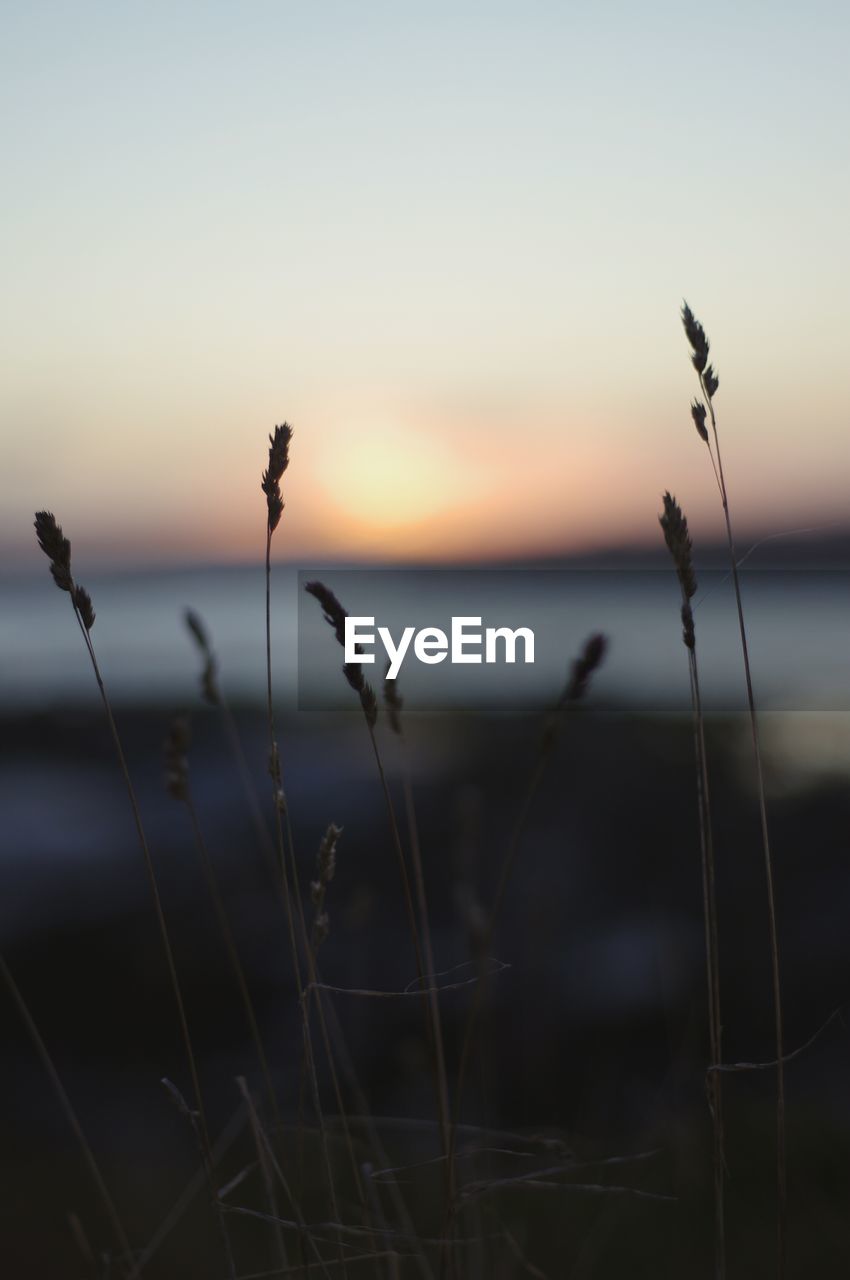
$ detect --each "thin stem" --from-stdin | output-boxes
[220,695,280,890]
[236,1077,289,1277]
[127,1103,247,1280]
[362,1164,402,1280]
[0,953,133,1273]
[367,727,451,1141]
[183,791,281,1127]
[701,385,786,1276]
[364,724,455,1277]
[193,617,380,1260]
[291,825,384,1267]
[320,1002,435,1280]
[442,651,602,1263]
[71,604,236,1278]
[444,749,548,1263]
[264,528,348,1278]
[449,747,549,1132]
[298,937,384,1268]
[686,630,725,1279]
[399,750,452,1181]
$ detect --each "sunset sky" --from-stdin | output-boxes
[3,1,848,567]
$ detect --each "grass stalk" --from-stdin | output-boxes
[261,430,348,1277]
[660,492,725,1278]
[0,952,133,1273]
[383,673,455,1220]
[444,633,607,1263]
[682,305,786,1274]
[319,1007,435,1280]
[184,608,380,1254]
[164,714,281,1128]
[33,511,236,1279]
[184,608,280,890]
[304,583,453,1174]
[235,1076,290,1276]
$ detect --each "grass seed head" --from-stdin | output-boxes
[73,585,96,631]
[261,423,293,533]
[304,580,347,645]
[691,400,709,442]
[34,511,95,629]
[311,823,342,904]
[566,632,608,702]
[34,510,73,593]
[268,741,281,785]
[311,823,342,950]
[305,580,378,725]
[681,301,710,373]
[659,491,698,602]
[185,608,210,653]
[184,609,220,705]
[164,714,191,802]
[681,601,696,650]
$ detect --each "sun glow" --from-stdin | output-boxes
[318,423,466,533]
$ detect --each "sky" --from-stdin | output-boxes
[2,1,849,567]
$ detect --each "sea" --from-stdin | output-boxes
[2,560,848,720]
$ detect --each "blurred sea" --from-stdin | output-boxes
[2,561,849,715]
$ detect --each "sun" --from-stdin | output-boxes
[320,422,462,532]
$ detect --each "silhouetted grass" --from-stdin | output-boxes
[9,304,833,1277]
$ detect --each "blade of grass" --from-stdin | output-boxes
[0,952,133,1273]
[261,430,348,1277]
[34,511,236,1279]
[682,304,785,1275]
[660,491,725,1279]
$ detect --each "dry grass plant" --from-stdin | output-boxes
[21,302,803,1274]
[682,305,786,1275]
[33,510,237,1279]
[659,491,725,1279]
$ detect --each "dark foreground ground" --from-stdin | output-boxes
[2,702,850,1277]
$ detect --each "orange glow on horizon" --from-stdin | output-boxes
[316,421,471,533]
[7,390,849,572]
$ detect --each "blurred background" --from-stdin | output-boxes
[2,1,850,1276]
[3,550,850,1277]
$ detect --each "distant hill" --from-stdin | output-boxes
[516,527,850,572]
[4,526,850,580]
